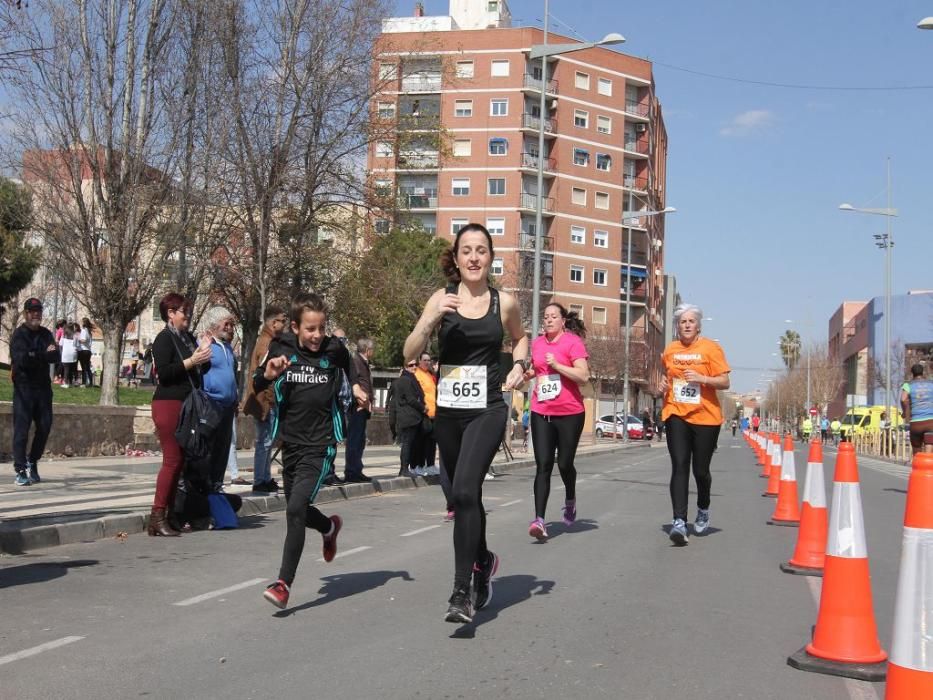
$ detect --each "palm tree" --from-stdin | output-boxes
[779,330,801,370]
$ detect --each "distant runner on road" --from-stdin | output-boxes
[659,304,731,546]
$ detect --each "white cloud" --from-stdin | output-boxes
[719,109,776,137]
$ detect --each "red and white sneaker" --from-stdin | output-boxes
[528,517,548,541]
[263,579,290,609]
[322,515,342,562]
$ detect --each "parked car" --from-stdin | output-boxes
[594,414,645,440]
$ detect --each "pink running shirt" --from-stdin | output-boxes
[529,332,588,417]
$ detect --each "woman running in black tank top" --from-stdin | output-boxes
[405,223,528,624]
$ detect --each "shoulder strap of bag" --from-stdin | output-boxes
[166,331,199,391]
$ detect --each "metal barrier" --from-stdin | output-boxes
[851,429,911,463]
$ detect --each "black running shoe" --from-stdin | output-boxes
[445,586,474,624]
[472,550,499,610]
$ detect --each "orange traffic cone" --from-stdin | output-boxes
[769,434,801,525]
[781,439,827,575]
[759,432,774,476]
[755,434,768,474]
[763,434,782,497]
[884,451,933,698]
[787,442,887,681]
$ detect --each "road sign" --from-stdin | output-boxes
[809,408,818,417]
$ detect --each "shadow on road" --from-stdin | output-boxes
[0,559,98,589]
[450,574,555,639]
[274,569,415,617]
[883,487,907,494]
[532,518,598,542]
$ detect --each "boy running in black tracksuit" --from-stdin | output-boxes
[257,293,365,609]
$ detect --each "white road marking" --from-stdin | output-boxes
[316,545,371,562]
[0,636,84,666]
[401,525,442,537]
[174,578,266,606]
[804,577,881,700]
[499,499,523,507]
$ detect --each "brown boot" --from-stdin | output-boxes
[148,507,181,537]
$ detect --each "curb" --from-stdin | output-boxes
[0,442,649,555]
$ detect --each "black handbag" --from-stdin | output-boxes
[168,333,221,461]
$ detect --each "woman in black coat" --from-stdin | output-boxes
[395,361,426,476]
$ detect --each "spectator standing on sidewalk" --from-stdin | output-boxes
[149,293,213,536]
[10,298,59,486]
[199,307,239,490]
[396,359,427,476]
[241,305,287,492]
[343,338,375,483]
[414,351,439,475]
[58,324,78,388]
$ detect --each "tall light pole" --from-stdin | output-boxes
[621,206,676,441]
[839,159,897,422]
[528,6,624,331]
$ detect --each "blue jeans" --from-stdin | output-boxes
[344,410,369,479]
[253,415,274,485]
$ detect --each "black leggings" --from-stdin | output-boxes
[278,443,335,585]
[665,415,720,521]
[434,402,508,590]
[531,411,584,518]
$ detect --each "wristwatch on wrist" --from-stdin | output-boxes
[513,358,529,372]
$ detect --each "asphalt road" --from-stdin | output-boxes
[0,433,907,699]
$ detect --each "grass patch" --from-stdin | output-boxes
[0,375,154,406]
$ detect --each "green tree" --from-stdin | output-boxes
[0,177,41,313]
[333,226,447,367]
[779,329,801,370]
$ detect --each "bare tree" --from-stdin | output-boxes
[809,342,845,416]
[3,0,186,404]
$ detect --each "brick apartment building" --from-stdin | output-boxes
[368,0,669,406]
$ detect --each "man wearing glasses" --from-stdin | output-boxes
[241,305,287,492]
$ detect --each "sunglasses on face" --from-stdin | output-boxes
[406,362,416,368]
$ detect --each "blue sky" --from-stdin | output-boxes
[406,0,933,394]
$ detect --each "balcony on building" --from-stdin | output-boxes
[521,72,559,97]
[397,97,441,131]
[623,99,650,121]
[622,172,649,192]
[519,251,553,292]
[400,58,442,94]
[518,192,555,215]
[399,189,438,211]
[396,150,439,171]
[519,231,554,251]
[521,112,557,136]
[519,151,556,176]
[623,136,649,158]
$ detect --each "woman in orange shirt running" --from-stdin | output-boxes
[659,304,731,546]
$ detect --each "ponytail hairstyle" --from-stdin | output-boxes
[440,222,495,284]
[545,302,587,339]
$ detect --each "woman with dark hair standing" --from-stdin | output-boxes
[77,318,94,387]
[404,223,528,624]
[148,292,212,536]
[523,302,590,541]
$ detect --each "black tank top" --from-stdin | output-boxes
[437,285,504,413]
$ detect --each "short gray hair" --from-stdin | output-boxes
[356,338,374,354]
[673,303,703,331]
[200,305,234,333]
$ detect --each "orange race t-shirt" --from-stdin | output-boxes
[660,336,731,426]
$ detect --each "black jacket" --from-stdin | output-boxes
[11,324,59,386]
[395,371,426,430]
[152,326,204,402]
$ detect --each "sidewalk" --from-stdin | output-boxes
[0,439,655,554]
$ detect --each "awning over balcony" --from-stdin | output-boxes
[620,264,647,278]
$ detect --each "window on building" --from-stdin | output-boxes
[452,178,470,196]
[570,225,585,244]
[488,137,508,155]
[570,265,584,283]
[374,179,392,198]
[488,178,506,195]
[575,71,590,90]
[597,77,612,96]
[456,60,474,78]
[596,115,612,134]
[594,229,608,248]
[375,218,391,234]
[375,141,393,158]
[377,102,395,119]
[378,63,397,81]
[596,153,611,171]
[571,187,586,206]
[570,303,584,317]
[593,268,607,286]
[486,217,505,235]
[595,191,610,209]
[592,306,607,325]
[491,257,504,276]
[454,100,473,117]
[451,218,468,235]
[490,59,510,77]
[573,148,590,166]
[574,109,589,128]
[490,98,508,116]
[453,139,472,157]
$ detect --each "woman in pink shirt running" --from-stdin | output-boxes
[523,302,590,540]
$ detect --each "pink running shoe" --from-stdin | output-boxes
[528,517,548,541]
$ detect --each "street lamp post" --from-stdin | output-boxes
[620,206,675,441]
[839,159,898,422]
[528,4,624,331]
